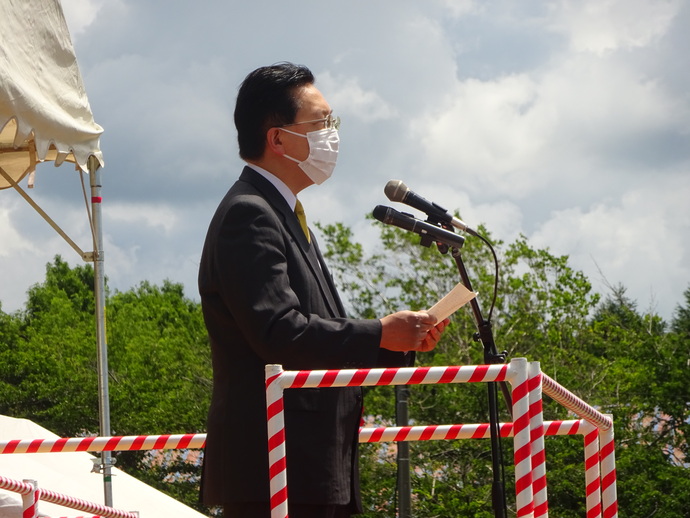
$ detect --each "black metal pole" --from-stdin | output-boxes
[396,385,412,518]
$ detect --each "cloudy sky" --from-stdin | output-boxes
[2,0,689,322]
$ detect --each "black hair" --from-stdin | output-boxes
[234,62,315,160]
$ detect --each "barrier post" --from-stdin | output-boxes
[266,364,289,518]
[21,479,38,518]
[600,415,617,518]
[528,361,548,517]
[582,423,602,518]
[509,358,534,517]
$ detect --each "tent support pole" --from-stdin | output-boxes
[0,166,88,260]
[89,156,113,507]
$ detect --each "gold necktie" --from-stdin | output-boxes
[294,199,310,243]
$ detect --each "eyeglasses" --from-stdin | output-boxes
[281,114,341,131]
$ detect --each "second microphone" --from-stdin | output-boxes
[373,205,466,250]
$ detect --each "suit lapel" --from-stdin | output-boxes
[305,240,345,318]
[240,167,342,317]
[311,238,347,318]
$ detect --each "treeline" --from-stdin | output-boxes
[0,258,211,509]
[0,220,688,517]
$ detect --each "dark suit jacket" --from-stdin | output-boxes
[198,167,409,508]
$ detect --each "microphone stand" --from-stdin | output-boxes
[419,223,509,518]
[450,246,509,518]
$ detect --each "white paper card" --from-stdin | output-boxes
[427,282,477,322]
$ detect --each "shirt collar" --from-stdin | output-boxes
[245,163,297,211]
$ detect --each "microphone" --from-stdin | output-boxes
[372,205,465,250]
[384,180,477,236]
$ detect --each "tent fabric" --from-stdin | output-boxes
[0,415,208,518]
[0,0,104,189]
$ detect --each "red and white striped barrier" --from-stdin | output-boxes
[0,475,137,518]
[528,361,548,517]
[359,419,582,443]
[0,422,589,455]
[599,422,618,518]
[266,365,289,518]
[0,359,616,518]
[279,363,510,389]
[541,373,617,518]
[583,424,602,518]
[0,433,206,455]
[265,358,618,518]
[510,358,534,516]
[541,373,613,431]
[19,479,37,518]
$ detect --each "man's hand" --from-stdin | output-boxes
[379,310,450,352]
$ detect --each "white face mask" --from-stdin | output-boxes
[281,127,339,185]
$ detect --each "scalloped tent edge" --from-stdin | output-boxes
[0,0,104,189]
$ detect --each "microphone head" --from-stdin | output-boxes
[384,180,409,202]
[372,204,391,223]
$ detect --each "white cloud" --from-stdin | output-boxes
[547,0,682,54]
[413,73,549,197]
[412,50,688,201]
[470,199,525,243]
[318,73,398,123]
[436,0,482,18]
[60,0,114,38]
[530,172,690,315]
[0,199,94,312]
[107,203,180,234]
[0,203,37,257]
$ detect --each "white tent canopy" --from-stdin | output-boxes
[0,0,104,188]
[0,415,207,518]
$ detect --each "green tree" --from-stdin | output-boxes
[319,221,599,516]
[317,221,688,517]
[671,285,690,338]
[0,257,100,433]
[584,286,690,517]
[0,257,212,513]
[106,279,211,511]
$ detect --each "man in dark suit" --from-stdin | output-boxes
[198,62,448,518]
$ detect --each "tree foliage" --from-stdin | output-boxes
[0,257,100,433]
[317,219,689,517]
[0,257,212,514]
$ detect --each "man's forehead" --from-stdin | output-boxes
[296,84,331,115]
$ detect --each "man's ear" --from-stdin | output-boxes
[265,127,285,156]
